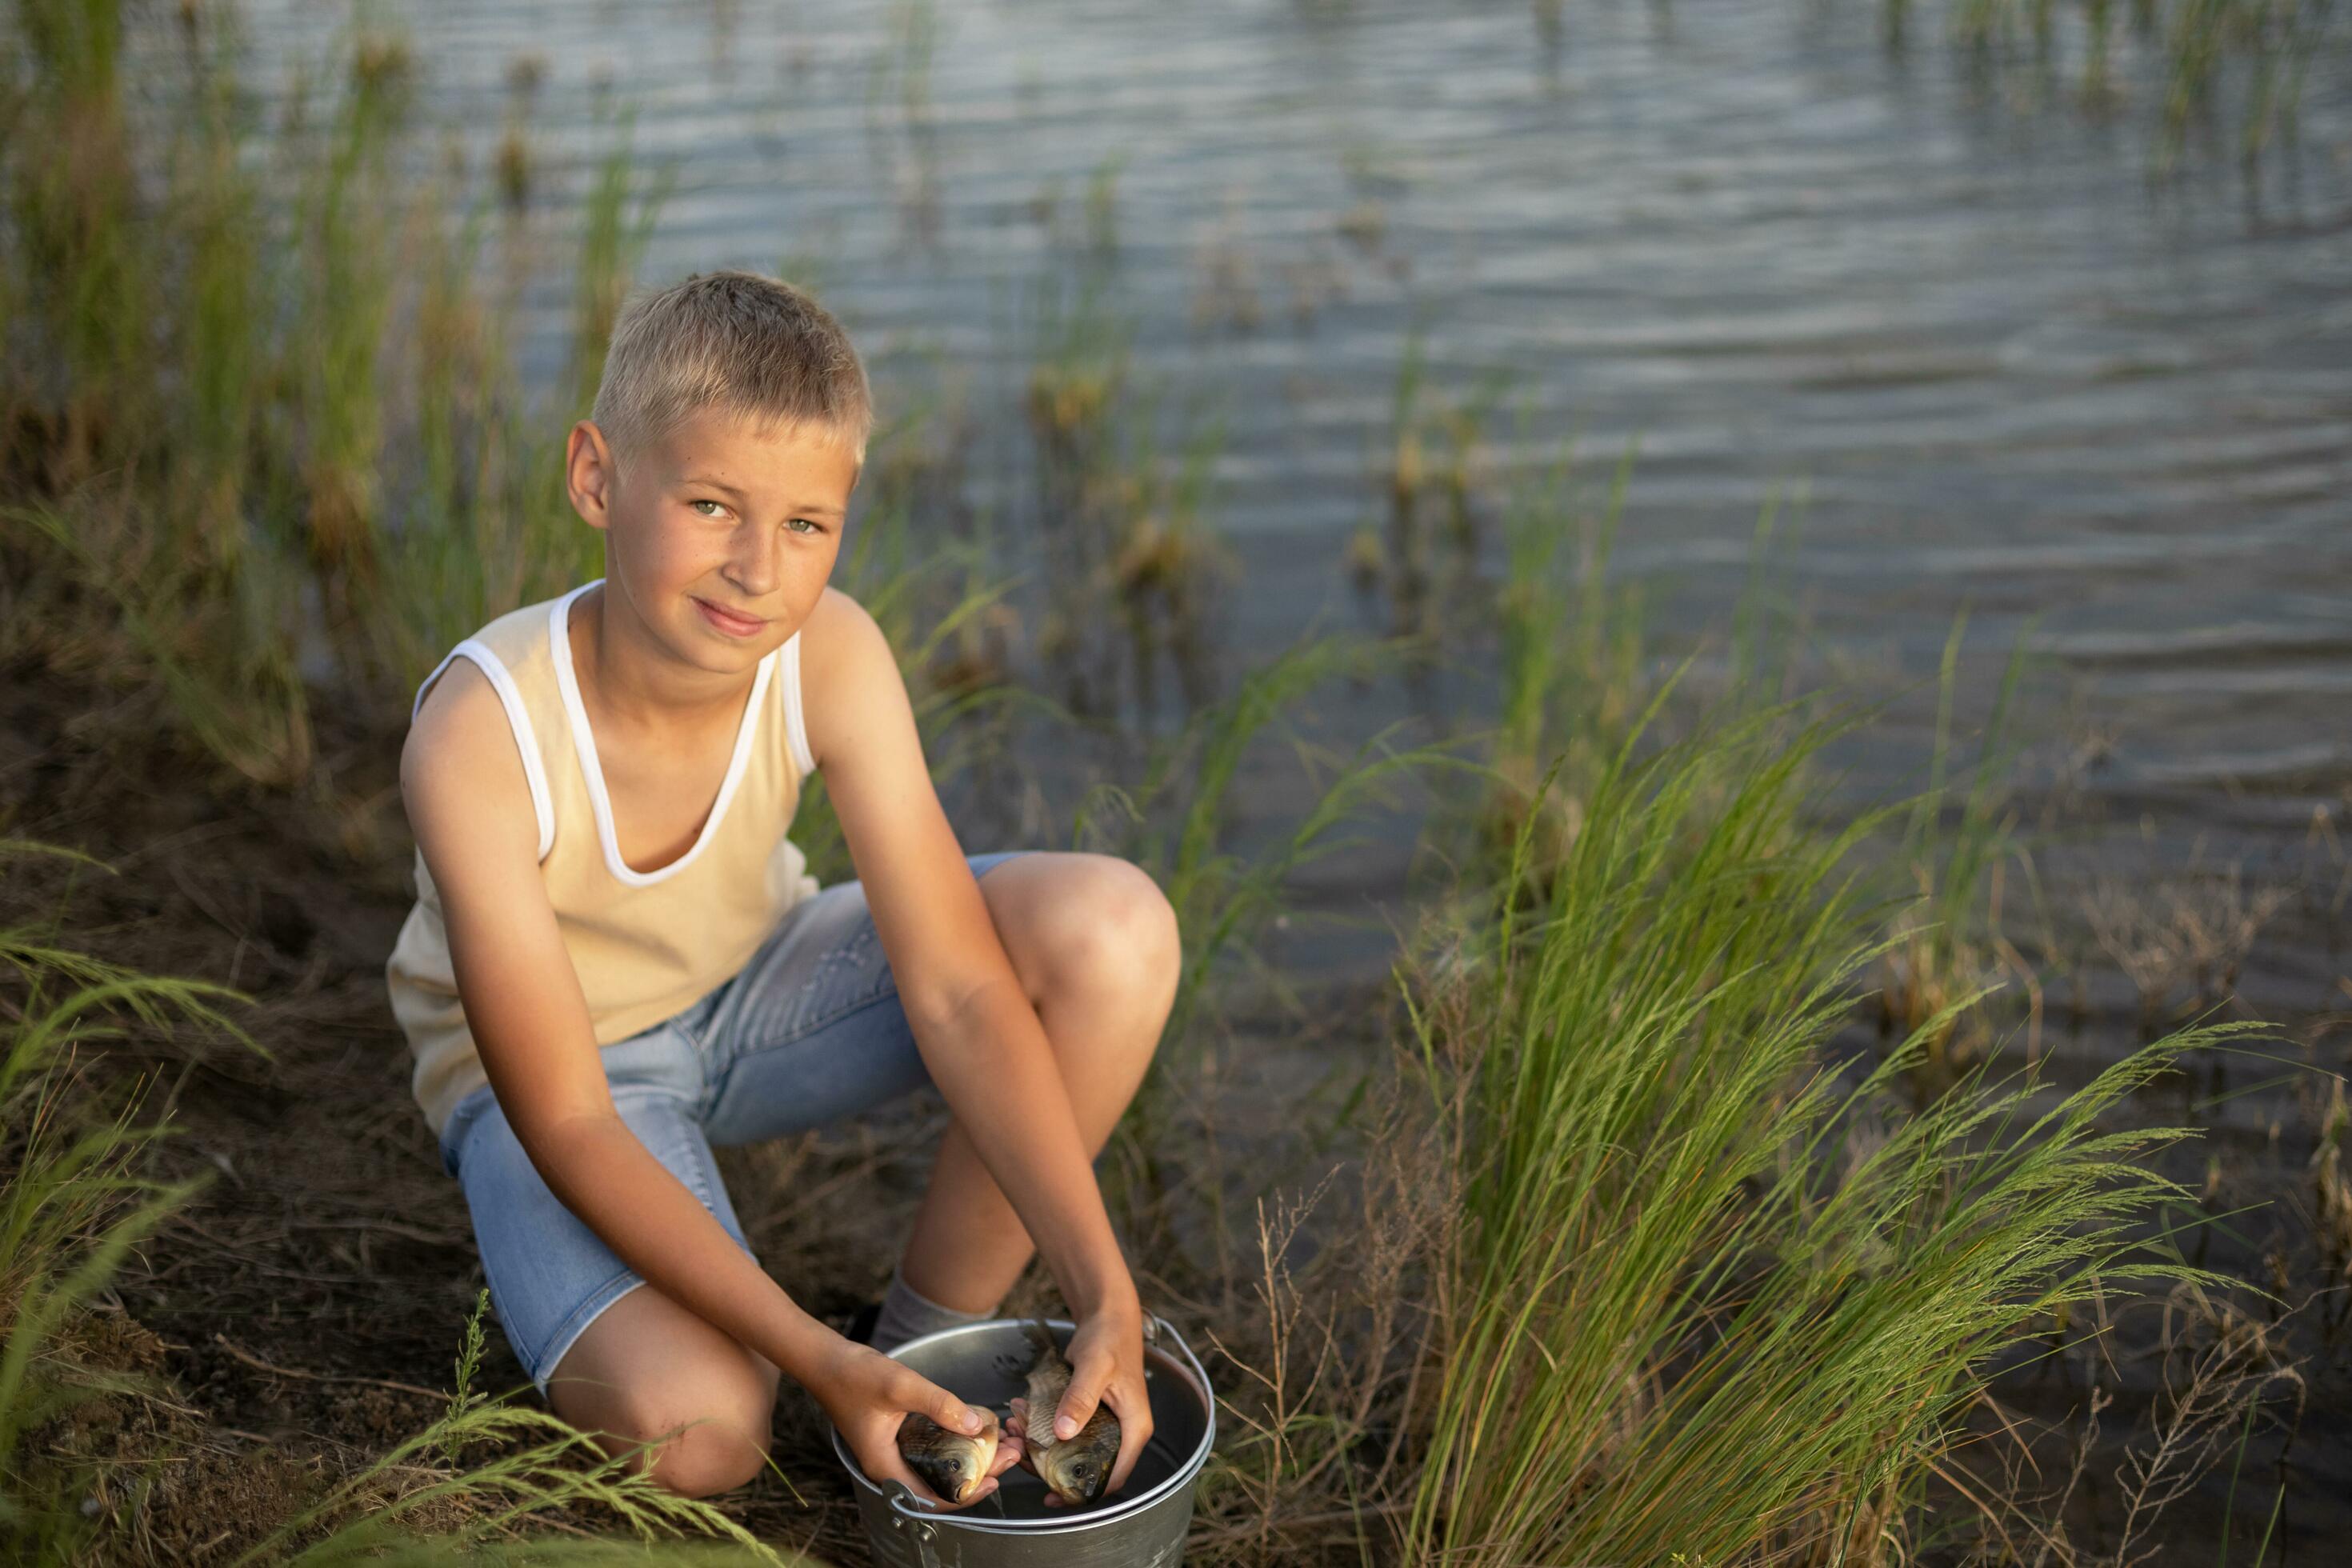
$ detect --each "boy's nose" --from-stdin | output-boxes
[722,521,780,597]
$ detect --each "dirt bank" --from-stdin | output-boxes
[2,658,943,1563]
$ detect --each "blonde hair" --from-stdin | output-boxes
[589,269,872,467]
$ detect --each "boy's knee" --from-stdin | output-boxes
[1042,857,1182,1005]
[599,1380,774,1498]
[644,1422,770,1498]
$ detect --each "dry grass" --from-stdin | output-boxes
[2081,859,2295,1038]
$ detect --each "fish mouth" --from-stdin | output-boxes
[952,1478,986,1505]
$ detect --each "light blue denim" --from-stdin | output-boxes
[437,849,1038,1390]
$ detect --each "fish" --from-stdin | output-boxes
[897,1404,1000,1505]
[1017,1319,1122,1506]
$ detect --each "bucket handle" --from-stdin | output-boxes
[1142,1312,1214,1414]
[882,1481,947,1568]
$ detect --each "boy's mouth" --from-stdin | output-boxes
[691,596,766,637]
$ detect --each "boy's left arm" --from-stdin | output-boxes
[799,588,1154,1486]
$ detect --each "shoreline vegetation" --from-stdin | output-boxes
[4,2,2343,1564]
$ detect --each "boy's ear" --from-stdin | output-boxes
[566,420,618,531]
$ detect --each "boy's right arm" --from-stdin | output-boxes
[401,661,993,1499]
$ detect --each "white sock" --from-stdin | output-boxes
[870,1263,995,1354]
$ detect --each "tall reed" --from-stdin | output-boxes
[364,101,666,694]
[0,1,663,783]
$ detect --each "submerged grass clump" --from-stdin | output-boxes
[1876,611,2037,1094]
[1021,170,1235,726]
[1478,437,1649,885]
[1882,0,2340,166]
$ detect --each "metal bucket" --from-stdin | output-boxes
[833,1315,1215,1568]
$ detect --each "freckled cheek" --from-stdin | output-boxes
[636,525,728,589]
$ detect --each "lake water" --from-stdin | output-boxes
[235,0,2352,869]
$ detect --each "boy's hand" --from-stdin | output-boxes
[813,1334,1024,1509]
[1006,1300,1156,1502]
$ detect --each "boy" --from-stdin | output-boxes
[385,270,1174,1506]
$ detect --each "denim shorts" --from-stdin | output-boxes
[437,849,1038,1390]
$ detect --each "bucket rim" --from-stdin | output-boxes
[831,1313,1215,1535]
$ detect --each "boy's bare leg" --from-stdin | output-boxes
[538,849,1172,1494]
[545,1285,780,1497]
[895,851,1181,1313]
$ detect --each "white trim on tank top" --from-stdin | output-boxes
[547,578,777,888]
[410,640,556,862]
[779,626,817,779]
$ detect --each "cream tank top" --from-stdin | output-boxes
[385,578,822,1138]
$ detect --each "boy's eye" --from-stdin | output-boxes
[687,498,820,532]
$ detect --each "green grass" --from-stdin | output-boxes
[1483,434,1648,882]
[1,843,250,1562]
[565,106,669,435]
[1459,432,1810,898]
[232,1394,787,1566]
[1388,690,2252,1566]
[284,26,410,614]
[365,102,665,694]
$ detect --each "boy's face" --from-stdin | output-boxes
[570,407,858,673]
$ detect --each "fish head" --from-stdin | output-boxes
[898,1409,998,1506]
[1035,1439,1110,1505]
[934,1450,986,1505]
